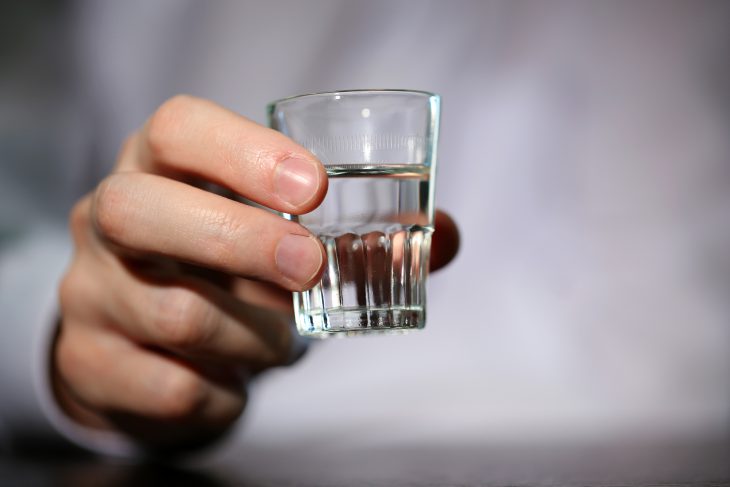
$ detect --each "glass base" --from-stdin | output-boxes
[296,306,425,338]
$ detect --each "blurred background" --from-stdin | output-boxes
[2,0,729,476]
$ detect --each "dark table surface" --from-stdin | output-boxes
[3,440,730,486]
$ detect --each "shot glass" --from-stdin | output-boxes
[268,90,440,337]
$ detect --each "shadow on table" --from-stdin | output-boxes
[3,439,730,486]
[220,439,730,487]
[0,450,240,487]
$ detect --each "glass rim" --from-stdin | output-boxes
[268,89,438,110]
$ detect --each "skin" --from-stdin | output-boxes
[55,95,460,452]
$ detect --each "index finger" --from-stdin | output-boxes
[119,95,328,215]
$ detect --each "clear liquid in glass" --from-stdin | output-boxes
[289,164,433,337]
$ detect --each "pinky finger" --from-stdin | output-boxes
[55,323,245,426]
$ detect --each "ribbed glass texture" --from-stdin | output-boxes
[269,90,440,337]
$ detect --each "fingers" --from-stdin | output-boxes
[55,323,246,425]
[118,95,328,215]
[61,226,296,368]
[103,264,294,367]
[91,172,325,291]
[431,209,460,272]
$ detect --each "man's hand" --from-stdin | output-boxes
[55,95,459,451]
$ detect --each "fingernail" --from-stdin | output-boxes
[274,157,320,208]
[275,234,323,285]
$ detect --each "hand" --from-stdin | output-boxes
[55,95,460,452]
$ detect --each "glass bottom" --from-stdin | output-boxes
[296,306,425,338]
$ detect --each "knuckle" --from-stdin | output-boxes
[154,369,207,419]
[153,287,215,349]
[58,267,85,316]
[68,197,92,245]
[58,271,75,311]
[91,174,130,243]
[54,326,85,385]
[146,94,196,159]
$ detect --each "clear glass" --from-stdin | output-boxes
[268,90,440,337]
